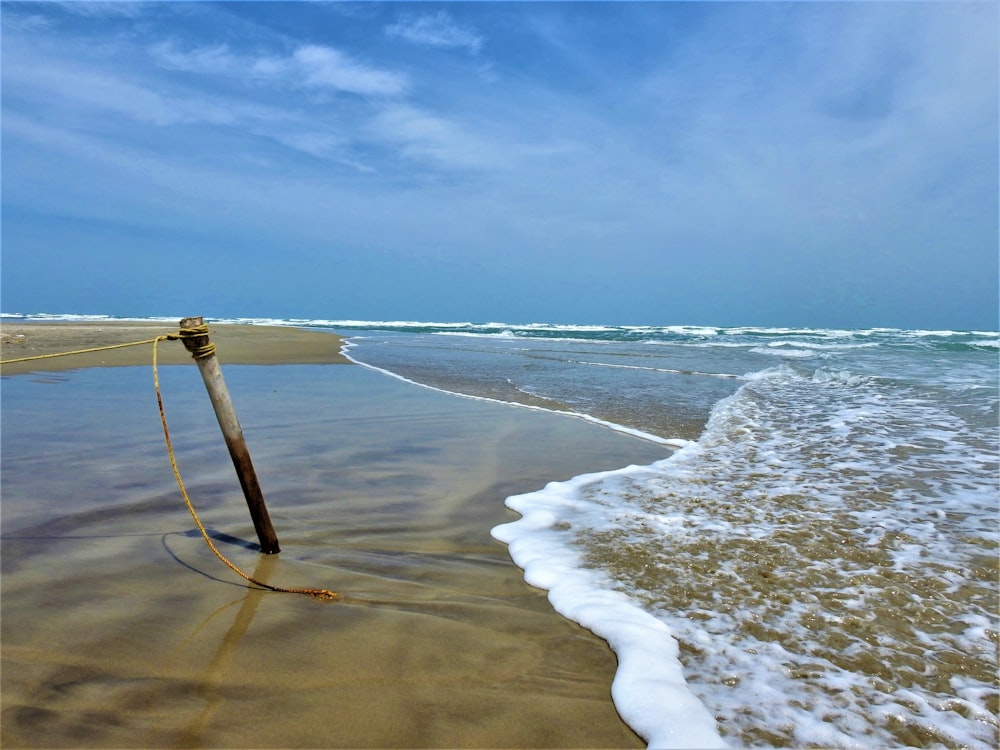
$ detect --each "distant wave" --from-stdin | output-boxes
[3,312,997,343]
[567,359,743,379]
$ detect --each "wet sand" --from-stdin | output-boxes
[1,323,670,748]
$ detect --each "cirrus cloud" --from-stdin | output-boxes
[386,11,483,54]
[152,41,408,97]
[293,45,408,96]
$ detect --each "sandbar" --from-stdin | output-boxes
[1,320,350,375]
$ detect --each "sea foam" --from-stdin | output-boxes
[492,464,727,749]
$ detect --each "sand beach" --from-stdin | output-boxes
[1,321,670,748]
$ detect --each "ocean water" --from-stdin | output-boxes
[329,321,1000,749]
[6,315,999,748]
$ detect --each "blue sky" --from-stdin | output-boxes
[2,1,997,329]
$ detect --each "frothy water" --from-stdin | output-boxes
[7,315,998,747]
[529,365,997,747]
[336,323,998,748]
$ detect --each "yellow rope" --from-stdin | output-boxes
[4,325,338,601]
[0,335,176,365]
[153,334,339,601]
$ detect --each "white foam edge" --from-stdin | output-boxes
[340,341,690,449]
[491,470,727,749]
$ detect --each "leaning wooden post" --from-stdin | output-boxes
[178,316,280,554]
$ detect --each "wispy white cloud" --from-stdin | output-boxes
[370,104,480,169]
[56,1,145,18]
[0,10,53,33]
[369,103,520,172]
[10,57,236,127]
[151,42,408,97]
[293,45,408,96]
[150,42,242,77]
[385,11,483,54]
[4,38,370,169]
[148,40,493,171]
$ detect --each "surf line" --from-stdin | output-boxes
[339,340,690,450]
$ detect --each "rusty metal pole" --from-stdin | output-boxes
[178,316,280,554]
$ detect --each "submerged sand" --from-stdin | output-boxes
[1,322,669,748]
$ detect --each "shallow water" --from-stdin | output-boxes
[1,364,668,748]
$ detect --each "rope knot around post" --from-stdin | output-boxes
[177,324,217,360]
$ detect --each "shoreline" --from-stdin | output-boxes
[1,320,350,375]
[1,324,669,748]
